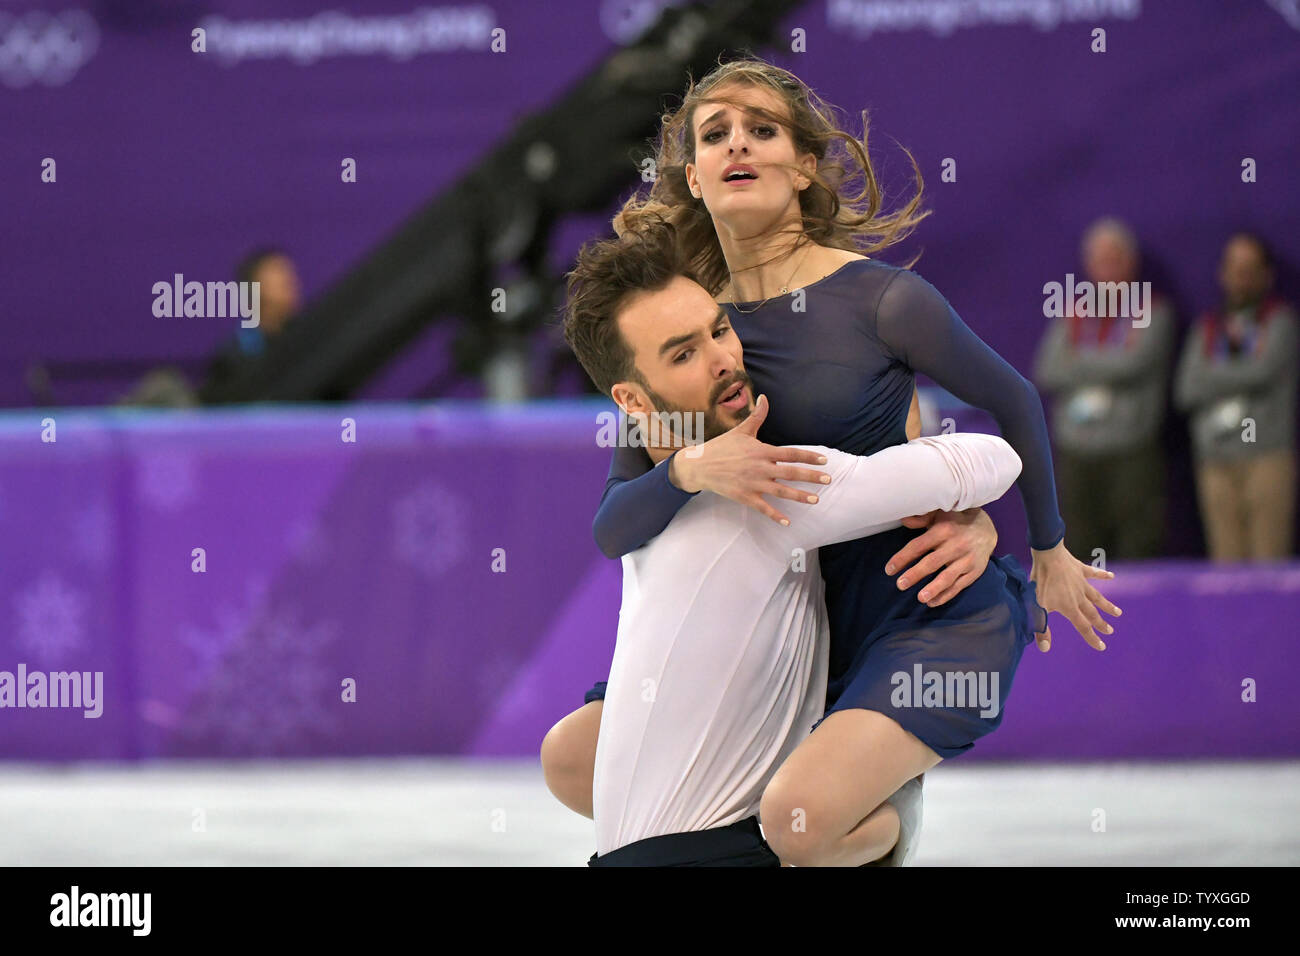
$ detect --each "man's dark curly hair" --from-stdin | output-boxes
[562,213,699,396]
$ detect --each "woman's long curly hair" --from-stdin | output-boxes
[613,56,930,297]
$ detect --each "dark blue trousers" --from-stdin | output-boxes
[588,816,780,867]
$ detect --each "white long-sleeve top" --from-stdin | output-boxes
[593,432,1022,855]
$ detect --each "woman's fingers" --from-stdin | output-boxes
[1078,597,1112,636]
[734,394,769,435]
[746,495,791,525]
[773,464,831,486]
[1086,584,1122,618]
[1083,564,1116,579]
[766,481,820,504]
[1066,605,1107,651]
[772,445,829,466]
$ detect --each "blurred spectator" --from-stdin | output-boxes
[1033,217,1176,562]
[1174,233,1298,562]
[199,248,302,402]
[117,368,198,407]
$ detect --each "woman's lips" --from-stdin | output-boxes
[722,164,759,186]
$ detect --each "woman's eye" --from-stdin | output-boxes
[714,326,730,338]
[704,126,774,143]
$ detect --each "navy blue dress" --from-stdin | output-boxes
[587,258,1058,758]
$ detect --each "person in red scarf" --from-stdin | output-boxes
[1175,233,1298,561]
[1033,217,1176,562]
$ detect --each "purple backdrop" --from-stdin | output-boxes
[3,0,1298,407]
[1,401,1296,761]
[2,2,1298,761]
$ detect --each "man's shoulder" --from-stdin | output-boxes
[625,494,768,571]
[1266,298,1299,325]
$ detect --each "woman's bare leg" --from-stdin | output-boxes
[760,708,941,867]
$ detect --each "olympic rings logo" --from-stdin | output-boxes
[0,9,99,89]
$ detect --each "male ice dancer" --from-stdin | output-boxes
[558,220,1022,866]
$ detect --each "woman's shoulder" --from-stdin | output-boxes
[822,249,870,269]
[835,259,956,338]
[824,252,923,304]
[824,250,916,284]
[808,249,897,291]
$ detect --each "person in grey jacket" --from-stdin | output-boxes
[1174,233,1298,562]
[1033,217,1175,562]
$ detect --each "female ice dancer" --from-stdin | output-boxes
[544,58,1119,866]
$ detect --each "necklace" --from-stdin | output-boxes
[728,241,815,314]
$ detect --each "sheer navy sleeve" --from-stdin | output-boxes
[591,413,699,559]
[875,269,1066,552]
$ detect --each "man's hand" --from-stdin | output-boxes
[884,507,998,606]
[1029,540,1121,652]
[667,394,830,525]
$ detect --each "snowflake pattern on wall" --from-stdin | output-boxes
[179,603,250,688]
[135,450,198,513]
[176,596,340,756]
[392,481,467,578]
[12,571,88,665]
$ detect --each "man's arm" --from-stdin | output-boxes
[1050,303,1176,386]
[1031,318,1074,394]
[893,387,996,606]
[591,431,694,560]
[1183,310,1297,397]
[1173,323,1207,412]
[781,433,1022,552]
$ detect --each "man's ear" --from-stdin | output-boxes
[610,382,649,417]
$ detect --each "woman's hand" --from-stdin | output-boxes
[1029,541,1121,652]
[668,394,831,525]
[884,507,997,606]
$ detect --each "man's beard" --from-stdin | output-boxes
[640,371,752,444]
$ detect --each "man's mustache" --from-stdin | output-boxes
[710,371,751,405]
